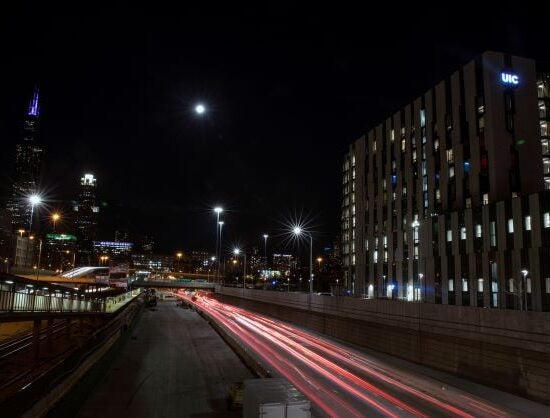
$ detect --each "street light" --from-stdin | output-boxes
[233,248,247,295]
[28,194,42,233]
[51,213,61,232]
[214,207,223,282]
[176,252,183,272]
[521,269,529,311]
[263,233,269,272]
[292,226,313,294]
[218,221,224,281]
[18,229,25,237]
[316,257,322,271]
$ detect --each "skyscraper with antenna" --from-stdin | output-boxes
[6,86,45,229]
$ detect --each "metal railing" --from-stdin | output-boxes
[0,283,141,314]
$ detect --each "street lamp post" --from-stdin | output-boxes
[214,207,223,282]
[292,227,313,294]
[35,238,43,281]
[218,221,224,282]
[263,233,268,270]
[28,194,42,233]
[521,269,528,311]
[51,213,60,232]
[176,252,183,272]
[234,248,246,296]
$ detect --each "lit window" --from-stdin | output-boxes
[544,212,550,228]
[483,194,489,205]
[373,141,377,152]
[401,138,406,152]
[436,188,441,203]
[526,278,532,294]
[448,279,454,292]
[507,219,514,233]
[475,224,482,238]
[462,278,468,292]
[546,278,550,294]
[413,246,419,259]
[412,149,417,162]
[460,227,466,240]
[391,129,395,141]
[384,250,388,262]
[446,149,454,163]
[434,139,439,151]
[373,251,378,263]
[544,158,550,174]
[446,230,452,242]
[525,216,531,231]
[351,254,356,266]
[477,278,484,292]
[420,109,426,127]
[509,278,515,293]
[466,198,472,208]
[542,121,548,137]
[351,155,356,166]
[492,281,498,293]
[542,139,549,155]
[449,166,455,178]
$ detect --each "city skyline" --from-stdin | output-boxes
[0,9,548,253]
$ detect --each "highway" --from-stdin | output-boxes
[180,291,549,417]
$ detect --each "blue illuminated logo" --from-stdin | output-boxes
[501,72,519,85]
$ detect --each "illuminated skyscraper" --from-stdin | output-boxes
[74,174,99,263]
[6,87,44,229]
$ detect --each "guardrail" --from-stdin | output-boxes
[133,278,215,289]
[0,281,141,314]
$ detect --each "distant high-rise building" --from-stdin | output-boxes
[6,87,44,229]
[138,235,155,253]
[74,174,99,263]
[272,254,296,275]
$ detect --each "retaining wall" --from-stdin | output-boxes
[215,286,550,404]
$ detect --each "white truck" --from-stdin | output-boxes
[243,378,311,418]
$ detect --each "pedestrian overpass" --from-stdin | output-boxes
[131,277,216,290]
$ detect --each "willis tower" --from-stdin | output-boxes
[6,87,44,230]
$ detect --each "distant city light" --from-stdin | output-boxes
[293,227,302,235]
[214,207,223,214]
[195,103,206,114]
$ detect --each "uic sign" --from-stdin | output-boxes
[501,72,519,85]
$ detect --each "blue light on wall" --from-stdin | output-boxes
[391,175,397,185]
[501,72,519,85]
[464,161,471,173]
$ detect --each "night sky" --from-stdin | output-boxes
[0,6,546,255]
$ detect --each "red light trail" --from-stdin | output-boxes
[176,292,512,417]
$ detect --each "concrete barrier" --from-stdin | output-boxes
[215,286,550,404]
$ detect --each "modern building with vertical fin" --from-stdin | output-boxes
[342,51,550,311]
[6,86,44,230]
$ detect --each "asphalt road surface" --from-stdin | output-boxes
[74,298,254,418]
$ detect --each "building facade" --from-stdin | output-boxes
[342,51,550,311]
[74,173,99,263]
[6,87,44,230]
